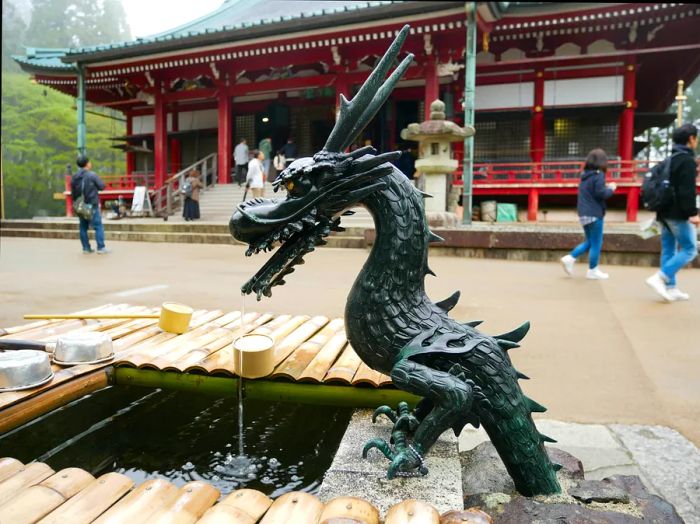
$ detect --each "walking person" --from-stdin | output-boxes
[246,150,266,198]
[281,138,298,168]
[182,169,203,221]
[71,155,110,254]
[560,148,616,279]
[234,138,249,186]
[258,137,272,178]
[645,123,699,302]
[272,150,286,181]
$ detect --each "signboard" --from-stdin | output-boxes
[130,186,153,215]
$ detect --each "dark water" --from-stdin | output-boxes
[0,386,352,498]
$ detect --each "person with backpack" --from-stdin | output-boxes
[560,148,617,279]
[182,169,203,221]
[70,155,109,254]
[645,123,699,302]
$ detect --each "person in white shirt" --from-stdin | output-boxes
[246,150,265,198]
[233,138,249,186]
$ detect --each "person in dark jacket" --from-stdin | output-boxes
[646,123,699,302]
[70,155,109,254]
[182,169,203,221]
[560,148,616,279]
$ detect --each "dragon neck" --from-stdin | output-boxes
[344,169,432,370]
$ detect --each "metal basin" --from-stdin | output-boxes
[0,350,54,391]
[53,332,114,365]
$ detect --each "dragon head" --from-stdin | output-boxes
[230,25,414,299]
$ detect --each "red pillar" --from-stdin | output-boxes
[424,57,438,120]
[618,62,637,163]
[125,112,135,177]
[154,81,168,189]
[527,188,539,222]
[619,61,637,221]
[218,91,232,184]
[530,70,545,164]
[170,103,181,174]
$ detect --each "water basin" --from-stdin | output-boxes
[0,385,352,498]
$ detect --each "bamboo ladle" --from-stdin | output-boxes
[23,302,193,334]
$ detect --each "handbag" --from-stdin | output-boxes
[73,175,95,220]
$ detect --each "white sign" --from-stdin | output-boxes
[130,186,152,215]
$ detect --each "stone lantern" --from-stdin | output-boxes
[400,99,474,224]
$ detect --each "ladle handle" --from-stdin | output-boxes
[23,314,160,319]
[0,339,48,351]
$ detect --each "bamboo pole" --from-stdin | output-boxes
[24,314,160,320]
[112,368,420,408]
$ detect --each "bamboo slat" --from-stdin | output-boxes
[259,491,324,524]
[37,472,134,524]
[168,312,265,372]
[0,462,55,506]
[2,304,132,342]
[378,374,393,387]
[185,313,275,375]
[149,311,242,369]
[319,496,380,524]
[118,310,224,367]
[271,316,329,367]
[351,362,386,388]
[147,481,220,524]
[0,458,24,482]
[197,489,272,524]
[0,304,119,338]
[271,319,345,381]
[323,345,363,384]
[0,467,95,523]
[93,478,180,524]
[297,331,348,383]
[384,500,440,524]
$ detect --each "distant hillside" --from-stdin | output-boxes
[1,73,125,218]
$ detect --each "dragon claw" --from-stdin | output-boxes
[363,438,394,460]
[372,405,398,424]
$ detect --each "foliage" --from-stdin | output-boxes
[2,73,125,218]
[25,0,131,49]
[1,0,27,72]
[638,76,700,161]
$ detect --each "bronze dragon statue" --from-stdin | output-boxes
[229,25,561,496]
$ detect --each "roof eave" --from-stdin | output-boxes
[61,1,462,65]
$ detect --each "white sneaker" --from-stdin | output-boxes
[560,255,576,276]
[645,273,674,302]
[667,288,690,301]
[586,267,609,280]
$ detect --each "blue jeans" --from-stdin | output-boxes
[660,219,698,286]
[79,210,106,251]
[571,218,604,269]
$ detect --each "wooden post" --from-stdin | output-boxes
[217,92,232,184]
[617,62,636,162]
[125,112,135,177]
[154,80,168,189]
[424,57,439,121]
[527,187,539,221]
[169,103,181,174]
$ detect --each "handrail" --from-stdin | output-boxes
[151,153,218,217]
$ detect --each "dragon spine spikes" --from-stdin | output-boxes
[525,396,547,413]
[494,322,531,343]
[497,339,520,350]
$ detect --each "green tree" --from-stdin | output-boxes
[26,0,131,48]
[1,0,27,71]
[1,73,125,218]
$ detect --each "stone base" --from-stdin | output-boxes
[317,409,463,515]
[461,442,684,523]
[426,211,460,228]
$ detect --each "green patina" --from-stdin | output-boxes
[229,25,561,497]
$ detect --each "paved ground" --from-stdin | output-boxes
[1,237,699,447]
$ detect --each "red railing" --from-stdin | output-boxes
[453,160,658,185]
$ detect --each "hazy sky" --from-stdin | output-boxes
[121,0,224,38]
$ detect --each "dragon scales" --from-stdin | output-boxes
[229,25,561,496]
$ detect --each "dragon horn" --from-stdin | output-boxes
[324,25,414,152]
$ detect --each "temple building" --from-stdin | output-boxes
[13,1,700,220]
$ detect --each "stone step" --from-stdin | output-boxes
[0,227,366,248]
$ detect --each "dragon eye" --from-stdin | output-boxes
[286,181,295,192]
